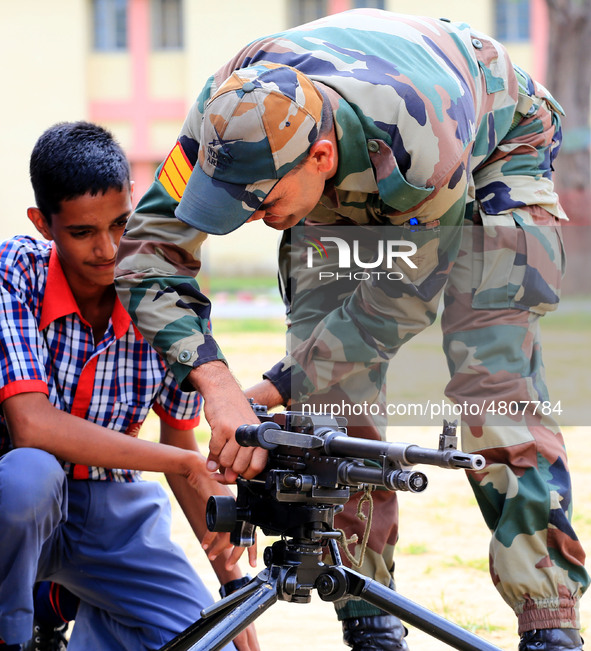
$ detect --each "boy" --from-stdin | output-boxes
[0,122,257,651]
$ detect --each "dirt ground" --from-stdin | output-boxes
[148,323,590,651]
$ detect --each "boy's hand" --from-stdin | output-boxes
[201,530,258,570]
[233,623,261,651]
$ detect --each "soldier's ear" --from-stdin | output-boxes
[309,139,337,175]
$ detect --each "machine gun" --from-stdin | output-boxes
[161,408,501,651]
[207,407,484,547]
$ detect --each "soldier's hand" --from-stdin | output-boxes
[189,361,268,481]
[244,379,284,409]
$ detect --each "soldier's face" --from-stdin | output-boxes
[247,159,326,231]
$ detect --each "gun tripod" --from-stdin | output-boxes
[160,529,502,651]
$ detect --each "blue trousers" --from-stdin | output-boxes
[0,448,235,650]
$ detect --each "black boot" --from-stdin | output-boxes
[22,621,68,651]
[342,614,409,651]
[519,629,584,651]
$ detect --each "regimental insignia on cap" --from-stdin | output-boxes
[159,141,193,202]
[205,130,243,173]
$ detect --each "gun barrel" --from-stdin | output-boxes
[403,446,485,470]
[338,461,428,492]
[322,431,485,471]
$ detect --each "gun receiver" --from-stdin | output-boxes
[206,408,485,547]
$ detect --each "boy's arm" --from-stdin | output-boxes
[158,420,257,579]
[159,420,260,651]
[3,396,260,650]
[2,392,206,481]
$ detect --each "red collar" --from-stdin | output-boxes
[39,245,132,339]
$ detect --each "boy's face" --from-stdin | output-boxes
[28,186,132,294]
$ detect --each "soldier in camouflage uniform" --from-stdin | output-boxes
[115,10,588,650]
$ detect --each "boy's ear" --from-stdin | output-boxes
[27,207,53,241]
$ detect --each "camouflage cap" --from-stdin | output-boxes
[175,63,324,235]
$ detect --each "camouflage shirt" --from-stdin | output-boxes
[115,10,565,397]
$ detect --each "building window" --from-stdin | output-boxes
[93,0,128,51]
[495,0,530,42]
[288,0,328,27]
[151,0,184,50]
[353,0,385,8]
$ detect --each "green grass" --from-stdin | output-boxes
[541,303,591,331]
[444,555,489,573]
[212,317,284,333]
[399,542,430,555]
[202,274,278,294]
[428,592,507,635]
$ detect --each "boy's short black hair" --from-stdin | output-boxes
[29,121,130,221]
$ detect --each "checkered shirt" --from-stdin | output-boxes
[0,236,201,482]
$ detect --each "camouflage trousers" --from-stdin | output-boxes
[442,204,589,633]
[279,206,589,627]
[280,226,408,621]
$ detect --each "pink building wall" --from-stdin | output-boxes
[531,0,549,83]
[89,0,187,201]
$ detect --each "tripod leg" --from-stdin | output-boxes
[319,565,502,651]
[159,579,278,651]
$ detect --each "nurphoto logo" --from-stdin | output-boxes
[305,236,417,282]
